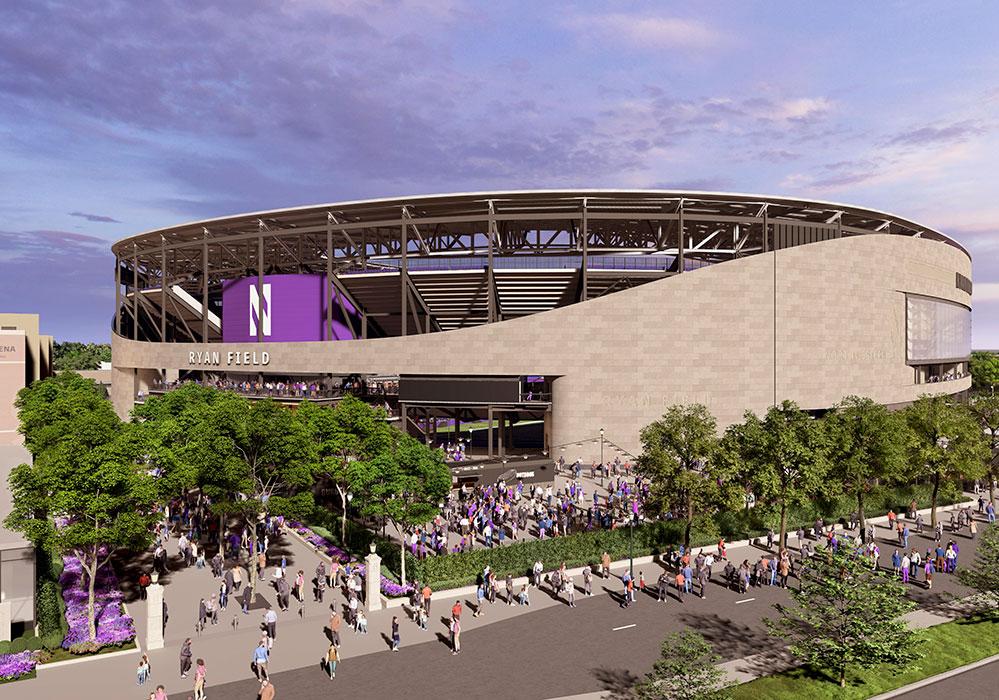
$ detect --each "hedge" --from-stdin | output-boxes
[35,581,62,637]
[407,482,964,590]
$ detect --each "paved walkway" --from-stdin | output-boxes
[8,496,987,699]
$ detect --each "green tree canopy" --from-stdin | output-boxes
[199,394,317,593]
[958,522,999,600]
[355,431,450,585]
[298,396,393,544]
[637,404,740,548]
[766,546,922,688]
[969,393,999,506]
[824,396,912,532]
[52,342,111,371]
[903,394,989,527]
[628,630,730,700]
[970,351,999,393]
[723,400,830,549]
[5,374,158,644]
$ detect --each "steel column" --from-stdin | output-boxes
[160,244,167,341]
[257,235,264,343]
[581,202,588,299]
[326,221,333,341]
[678,201,685,273]
[401,213,409,336]
[487,203,496,323]
[114,255,121,335]
[132,246,139,341]
[202,238,209,342]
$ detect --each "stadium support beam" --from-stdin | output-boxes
[401,209,409,336]
[132,246,139,341]
[487,201,496,323]
[326,218,333,340]
[257,235,264,343]
[678,200,685,273]
[160,241,167,341]
[581,199,589,300]
[115,255,121,336]
[202,235,209,342]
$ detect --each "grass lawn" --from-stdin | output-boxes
[730,614,999,699]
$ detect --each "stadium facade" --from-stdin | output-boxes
[110,191,973,460]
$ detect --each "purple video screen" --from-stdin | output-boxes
[222,274,359,342]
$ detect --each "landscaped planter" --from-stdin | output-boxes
[59,553,135,650]
[0,651,37,682]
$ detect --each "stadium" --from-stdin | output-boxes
[110,190,973,464]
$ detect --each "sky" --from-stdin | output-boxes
[0,0,997,345]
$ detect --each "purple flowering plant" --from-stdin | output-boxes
[0,651,37,681]
[59,552,136,649]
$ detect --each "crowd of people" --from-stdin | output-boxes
[130,460,991,698]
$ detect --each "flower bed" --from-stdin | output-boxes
[288,522,413,597]
[0,651,37,681]
[59,553,135,650]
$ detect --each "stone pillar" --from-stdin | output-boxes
[0,600,12,642]
[146,574,165,650]
[365,543,382,612]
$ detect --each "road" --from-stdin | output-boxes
[896,657,999,699]
[204,520,980,700]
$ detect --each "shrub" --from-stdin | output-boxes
[36,581,62,637]
[24,637,43,652]
[407,482,967,590]
[41,632,63,651]
[0,642,10,655]
[8,638,26,654]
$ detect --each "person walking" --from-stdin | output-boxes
[518,584,530,606]
[252,639,269,681]
[505,573,515,605]
[657,572,668,602]
[566,575,576,608]
[325,641,339,679]
[137,654,150,685]
[259,678,275,700]
[583,566,593,596]
[329,608,342,647]
[473,582,486,617]
[264,607,277,645]
[391,615,401,651]
[179,638,193,678]
[422,584,432,616]
[675,570,685,601]
[450,615,461,655]
[601,551,611,578]
[193,658,207,700]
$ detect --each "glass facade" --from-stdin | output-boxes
[906,295,971,363]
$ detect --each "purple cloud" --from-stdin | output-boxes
[69,211,120,223]
[885,120,986,147]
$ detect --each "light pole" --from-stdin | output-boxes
[599,427,605,487]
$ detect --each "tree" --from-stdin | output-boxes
[627,630,730,700]
[969,394,999,507]
[355,431,450,586]
[637,404,739,548]
[52,342,112,371]
[970,351,999,394]
[766,546,922,688]
[724,400,829,549]
[958,522,999,600]
[5,375,158,644]
[205,396,317,594]
[903,395,989,527]
[298,396,392,544]
[824,396,912,533]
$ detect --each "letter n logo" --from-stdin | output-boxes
[249,283,272,337]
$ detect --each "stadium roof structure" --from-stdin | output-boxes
[112,190,968,341]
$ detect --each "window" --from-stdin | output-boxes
[906,295,971,363]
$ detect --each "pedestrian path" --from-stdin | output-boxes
[6,496,982,699]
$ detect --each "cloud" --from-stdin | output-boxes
[975,283,999,302]
[885,120,986,147]
[0,228,113,342]
[69,211,120,223]
[564,13,721,49]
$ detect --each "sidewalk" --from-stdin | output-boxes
[6,495,980,699]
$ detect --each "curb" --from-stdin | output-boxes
[36,644,139,670]
[867,652,999,699]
